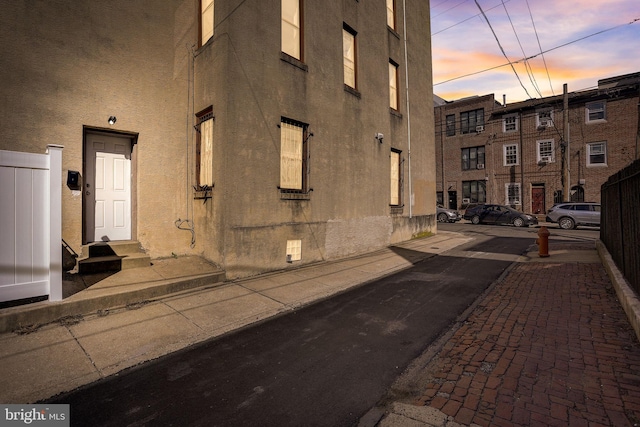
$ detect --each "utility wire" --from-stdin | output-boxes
[474,0,532,99]
[432,1,510,36]
[526,0,554,96]
[432,0,470,19]
[501,0,542,97]
[431,0,454,9]
[435,18,640,87]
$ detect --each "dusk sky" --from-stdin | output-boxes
[430,0,640,103]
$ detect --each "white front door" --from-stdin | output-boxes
[85,134,132,242]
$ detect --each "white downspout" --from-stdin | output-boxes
[402,0,412,218]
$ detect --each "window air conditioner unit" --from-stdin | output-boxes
[475,125,484,133]
[540,156,551,163]
[477,163,485,169]
[462,198,471,204]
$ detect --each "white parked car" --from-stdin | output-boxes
[546,202,601,229]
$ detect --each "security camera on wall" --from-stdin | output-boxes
[375,133,384,142]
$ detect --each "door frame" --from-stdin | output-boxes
[82,127,138,245]
[448,191,457,210]
[531,184,545,215]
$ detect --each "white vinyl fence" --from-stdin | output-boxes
[0,145,63,302]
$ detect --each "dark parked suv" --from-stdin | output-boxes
[546,202,601,229]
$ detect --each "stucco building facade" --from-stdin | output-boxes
[1,1,436,279]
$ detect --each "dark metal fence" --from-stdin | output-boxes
[601,159,640,294]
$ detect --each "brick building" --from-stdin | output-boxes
[435,72,640,216]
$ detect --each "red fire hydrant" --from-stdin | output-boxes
[537,226,550,257]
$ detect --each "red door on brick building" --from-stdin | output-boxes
[532,186,545,214]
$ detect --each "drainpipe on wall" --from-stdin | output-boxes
[440,108,445,207]
[563,83,570,202]
[402,0,412,218]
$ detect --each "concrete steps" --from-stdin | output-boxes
[78,241,151,274]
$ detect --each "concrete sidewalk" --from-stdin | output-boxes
[1,228,638,427]
[0,231,471,404]
[367,240,640,427]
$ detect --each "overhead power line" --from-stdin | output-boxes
[432,0,469,19]
[526,0,554,96]
[432,1,511,36]
[434,17,640,87]
[501,0,542,97]
[474,0,532,98]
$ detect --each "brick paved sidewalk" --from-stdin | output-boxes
[410,255,640,426]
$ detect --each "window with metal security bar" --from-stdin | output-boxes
[195,106,214,200]
[390,149,403,213]
[279,118,311,199]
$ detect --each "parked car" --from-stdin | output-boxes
[463,204,538,227]
[546,202,601,229]
[436,204,462,223]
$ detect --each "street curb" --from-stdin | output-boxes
[0,272,225,334]
[358,244,536,427]
[597,239,640,343]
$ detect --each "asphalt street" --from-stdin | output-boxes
[47,230,537,426]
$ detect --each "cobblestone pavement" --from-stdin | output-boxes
[398,246,640,426]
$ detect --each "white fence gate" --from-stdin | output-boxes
[0,145,63,302]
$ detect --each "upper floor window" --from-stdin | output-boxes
[587,141,607,166]
[343,25,357,89]
[280,118,309,193]
[446,114,455,136]
[586,101,606,122]
[504,143,519,166]
[389,61,399,110]
[200,0,214,46]
[460,109,484,134]
[282,0,302,60]
[461,146,485,170]
[537,139,554,163]
[503,114,518,133]
[386,0,396,30]
[536,109,553,128]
